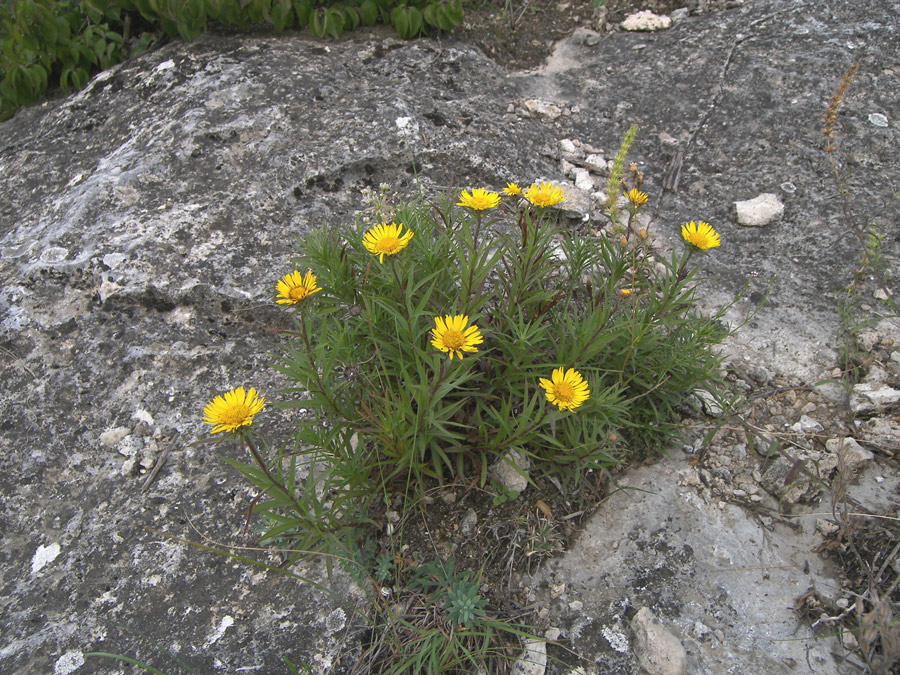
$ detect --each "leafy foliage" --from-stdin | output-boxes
[0,0,463,120]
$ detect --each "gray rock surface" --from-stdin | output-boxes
[1,0,899,672]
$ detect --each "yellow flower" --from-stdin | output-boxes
[619,288,632,298]
[524,182,566,208]
[625,188,648,207]
[363,222,414,263]
[681,221,720,250]
[502,182,522,196]
[457,188,501,211]
[276,270,321,305]
[539,367,590,412]
[202,387,265,434]
[430,314,483,360]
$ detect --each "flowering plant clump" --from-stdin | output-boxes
[262,152,728,502]
[200,128,734,673]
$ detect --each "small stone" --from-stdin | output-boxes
[460,508,478,537]
[863,365,889,385]
[115,435,142,458]
[491,449,531,493]
[550,582,566,598]
[692,621,711,639]
[825,437,874,472]
[868,112,888,127]
[621,10,672,31]
[734,193,784,227]
[559,139,582,160]
[790,415,823,434]
[544,627,561,641]
[100,426,130,448]
[849,382,900,414]
[693,389,724,416]
[842,631,859,650]
[670,8,690,22]
[630,607,687,675]
[511,638,547,675]
[816,518,839,536]
[568,600,583,611]
[584,153,607,172]
[573,168,595,191]
[32,542,62,575]
[874,287,891,301]
[524,99,562,120]
[732,489,747,498]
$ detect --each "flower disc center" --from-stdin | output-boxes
[553,382,575,404]
[377,236,400,254]
[441,329,465,351]
[222,403,251,425]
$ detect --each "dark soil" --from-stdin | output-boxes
[455,0,734,70]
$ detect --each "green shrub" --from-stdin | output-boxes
[0,0,463,120]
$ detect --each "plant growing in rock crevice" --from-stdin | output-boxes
[197,128,735,671]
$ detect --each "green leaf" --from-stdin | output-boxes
[269,0,294,31]
[309,7,327,37]
[324,8,343,38]
[293,0,311,26]
[358,0,377,25]
[340,6,360,31]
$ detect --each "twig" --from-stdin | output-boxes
[141,443,170,492]
[0,344,36,379]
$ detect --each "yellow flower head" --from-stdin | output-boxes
[681,221,720,250]
[363,222,414,263]
[202,386,265,434]
[457,188,501,211]
[625,188,648,208]
[539,367,590,413]
[524,182,566,208]
[502,182,522,196]
[276,270,321,305]
[619,288,632,299]
[430,314,483,361]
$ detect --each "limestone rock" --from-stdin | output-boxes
[583,153,608,173]
[524,99,563,120]
[558,184,594,220]
[734,193,784,227]
[760,450,838,504]
[511,638,547,675]
[573,167,595,191]
[621,10,672,32]
[491,449,531,493]
[630,607,687,675]
[460,507,478,537]
[825,437,874,473]
[850,382,900,414]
